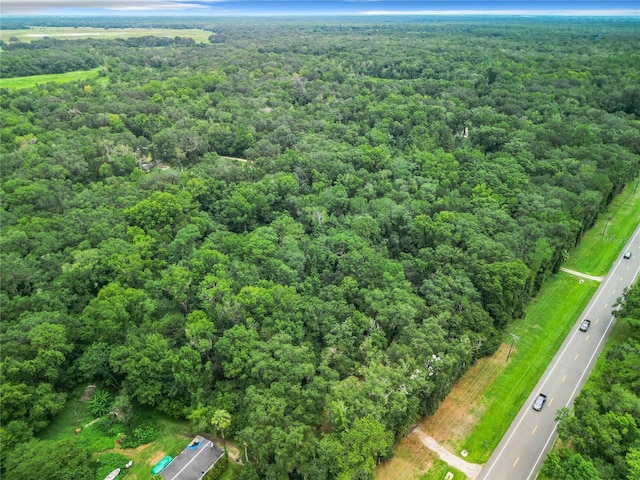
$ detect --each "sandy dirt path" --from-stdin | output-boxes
[411,427,482,479]
[559,267,604,282]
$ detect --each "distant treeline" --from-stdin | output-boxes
[0,36,197,78]
[1,16,217,30]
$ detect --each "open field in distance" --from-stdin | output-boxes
[0,68,103,90]
[1,27,213,43]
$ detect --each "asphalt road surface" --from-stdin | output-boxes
[478,224,640,480]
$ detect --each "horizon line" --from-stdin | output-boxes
[3,10,640,17]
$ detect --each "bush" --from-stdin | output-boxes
[121,423,159,448]
[76,425,115,452]
[95,452,129,480]
[88,390,112,418]
[94,417,116,436]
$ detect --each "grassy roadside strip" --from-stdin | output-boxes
[564,179,640,276]
[459,274,599,464]
[1,68,103,90]
[459,180,640,464]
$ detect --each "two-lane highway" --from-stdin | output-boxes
[479,224,640,480]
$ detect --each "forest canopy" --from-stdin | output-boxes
[1,17,639,479]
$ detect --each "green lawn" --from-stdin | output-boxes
[1,68,103,90]
[118,413,194,480]
[1,27,213,43]
[419,459,465,480]
[564,180,640,276]
[39,392,93,440]
[459,273,599,463]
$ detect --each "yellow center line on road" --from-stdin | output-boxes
[531,425,538,435]
[586,335,590,341]
[549,397,553,406]
[513,457,520,468]
[562,374,567,382]
[596,318,600,324]
[575,353,580,360]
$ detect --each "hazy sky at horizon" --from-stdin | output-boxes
[3,0,639,16]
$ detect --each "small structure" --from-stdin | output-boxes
[104,468,120,480]
[160,435,224,480]
[152,456,173,475]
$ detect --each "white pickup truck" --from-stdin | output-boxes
[579,319,591,332]
[533,393,547,411]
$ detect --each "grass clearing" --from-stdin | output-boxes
[376,433,438,480]
[1,27,213,44]
[419,459,466,480]
[1,68,103,90]
[564,180,640,276]
[39,393,93,440]
[116,413,193,480]
[220,461,244,480]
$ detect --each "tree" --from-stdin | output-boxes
[3,437,95,480]
[542,448,602,480]
[211,409,231,452]
[109,333,175,406]
[320,415,393,480]
[185,310,216,355]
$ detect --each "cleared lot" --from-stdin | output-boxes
[0,27,212,43]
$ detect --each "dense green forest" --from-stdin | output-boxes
[1,17,639,479]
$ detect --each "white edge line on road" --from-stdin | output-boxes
[525,259,640,480]
[525,313,616,480]
[480,261,617,479]
[480,227,640,480]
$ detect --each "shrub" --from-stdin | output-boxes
[88,390,112,418]
[121,423,159,448]
[94,417,116,436]
[95,452,129,480]
[76,425,115,452]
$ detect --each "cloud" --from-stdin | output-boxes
[361,8,640,15]
[1,0,218,14]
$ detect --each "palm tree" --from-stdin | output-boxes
[210,409,231,453]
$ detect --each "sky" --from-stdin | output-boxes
[2,0,639,17]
